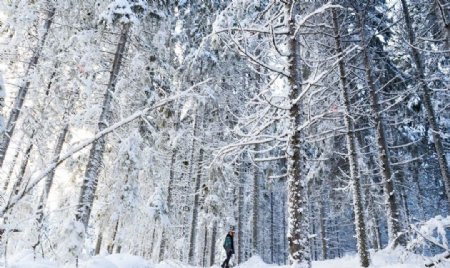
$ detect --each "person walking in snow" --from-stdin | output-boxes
[221,227,235,268]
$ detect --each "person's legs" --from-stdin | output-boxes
[221,251,229,268]
[224,251,232,268]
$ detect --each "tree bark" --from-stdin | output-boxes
[35,125,69,225]
[319,200,327,260]
[201,221,208,267]
[188,147,204,264]
[159,119,179,262]
[431,0,450,48]
[3,133,23,191]
[237,160,244,264]
[95,231,103,255]
[209,220,216,266]
[75,23,130,229]
[252,145,259,256]
[107,218,120,254]
[5,132,34,211]
[285,2,311,267]
[158,151,178,261]
[357,12,402,246]
[187,108,205,264]
[400,0,450,208]
[32,125,69,250]
[270,189,275,263]
[332,8,370,267]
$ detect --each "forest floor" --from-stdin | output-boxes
[3,247,448,268]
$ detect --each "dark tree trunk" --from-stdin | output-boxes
[332,8,370,267]
[75,24,130,229]
[400,0,450,207]
[357,12,402,246]
[36,125,69,225]
[286,2,311,267]
[209,220,217,266]
[3,133,23,191]
[252,145,260,256]
[188,147,204,265]
[95,231,103,255]
[6,133,34,209]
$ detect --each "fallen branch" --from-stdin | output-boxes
[424,252,450,267]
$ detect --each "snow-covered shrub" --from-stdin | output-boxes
[56,219,85,264]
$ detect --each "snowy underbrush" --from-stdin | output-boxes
[313,247,448,268]
[405,215,450,267]
[2,248,449,268]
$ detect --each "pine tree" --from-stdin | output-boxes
[331,8,370,267]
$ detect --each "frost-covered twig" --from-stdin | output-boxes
[214,27,288,35]
[293,4,343,37]
[228,34,290,77]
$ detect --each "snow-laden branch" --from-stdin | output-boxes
[0,79,211,217]
[212,135,287,166]
[214,27,288,35]
[293,4,343,37]
[408,216,450,250]
[255,155,286,162]
[293,45,358,104]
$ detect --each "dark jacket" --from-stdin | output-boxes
[223,233,234,254]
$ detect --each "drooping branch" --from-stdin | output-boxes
[0,81,208,218]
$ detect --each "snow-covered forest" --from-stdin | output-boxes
[0,0,449,267]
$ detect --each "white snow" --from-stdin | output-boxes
[3,247,449,268]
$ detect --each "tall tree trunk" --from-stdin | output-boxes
[309,203,317,261]
[252,146,259,256]
[358,13,403,246]
[237,161,244,264]
[33,125,69,250]
[188,146,204,264]
[158,115,179,262]
[107,218,120,254]
[282,180,288,264]
[332,8,370,267]
[166,149,178,211]
[75,24,130,228]
[431,0,450,48]
[0,6,55,167]
[209,220,216,266]
[412,146,424,220]
[158,147,178,262]
[319,200,327,260]
[335,218,342,258]
[270,189,274,264]
[182,111,200,263]
[3,133,24,191]
[35,125,69,225]
[187,108,204,264]
[400,0,450,207]
[285,2,311,267]
[95,231,103,255]
[149,227,159,259]
[201,220,208,267]
[365,180,381,251]
[6,135,34,206]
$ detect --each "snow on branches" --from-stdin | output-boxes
[99,0,148,26]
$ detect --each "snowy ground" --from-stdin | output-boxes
[2,248,449,268]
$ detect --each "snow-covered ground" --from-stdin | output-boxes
[3,247,449,268]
